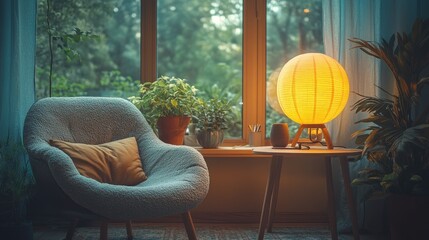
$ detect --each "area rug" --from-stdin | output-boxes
[70,224,332,240]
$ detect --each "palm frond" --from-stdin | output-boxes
[352,94,394,116]
[416,77,429,95]
[354,133,369,146]
[348,38,382,59]
[348,18,429,195]
[374,85,396,99]
[358,168,384,177]
[366,150,388,163]
[390,124,429,155]
[363,128,382,154]
[351,126,380,139]
[355,115,394,128]
[378,127,404,147]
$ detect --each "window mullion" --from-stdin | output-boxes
[141,0,157,83]
[243,0,266,144]
[256,0,267,144]
[242,0,257,143]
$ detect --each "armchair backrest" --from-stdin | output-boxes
[24,96,167,176]
[23,97,158,214]
[23,97,209,223]
[24,97,152,148]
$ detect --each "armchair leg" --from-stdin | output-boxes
[126,220,133,240]
[100,221,108,240]
[65,218,79,240]
[181,211,197,240]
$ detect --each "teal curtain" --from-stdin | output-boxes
[0,0,37,143]
[323,0,429,234]
[378,0,429,96]
[323,0,381,233]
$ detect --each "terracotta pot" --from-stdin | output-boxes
[387,194,429,240]
[156,116,190,145]
[196,129,224,148]
[270,123,289,147]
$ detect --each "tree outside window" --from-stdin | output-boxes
[35,0,323,142]
[35,0,141,99]
[266,0,323,137]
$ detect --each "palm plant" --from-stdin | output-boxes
[350,18,429,195]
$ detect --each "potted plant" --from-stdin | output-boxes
[129,76,199,145]
[350,18,429,239]
[0,141,35,240]
[193,98,232,148]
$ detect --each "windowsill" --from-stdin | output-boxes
[194,146,269,158]
[193,139,327,158]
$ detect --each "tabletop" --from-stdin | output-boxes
[252,145,362,157]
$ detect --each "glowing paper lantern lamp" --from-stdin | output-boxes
[277,53,349,149]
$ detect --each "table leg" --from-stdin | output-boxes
[100,222,108,240]
[325,157,338,240]
[258,156,282,240]
[267,157,283,232]
[340,156,360,240]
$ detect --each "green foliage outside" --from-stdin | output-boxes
[265,0,323,137]
[156,0,243,137]
[36,0,140,99]
[35,0,323,139]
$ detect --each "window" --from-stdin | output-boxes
[35,0,141,99]
[143,0,323,144]
[35,0,323,145]
[265,0,323,138]
[156,0,243,138]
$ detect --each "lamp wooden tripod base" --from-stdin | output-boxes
[290,124,333,149]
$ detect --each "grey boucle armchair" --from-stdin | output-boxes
[23,97,209,240]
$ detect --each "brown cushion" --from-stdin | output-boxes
[50,137,147,185]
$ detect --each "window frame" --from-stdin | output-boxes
[141,0,268,146]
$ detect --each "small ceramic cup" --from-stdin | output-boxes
[270,123,289,148]
[249,131,262,147]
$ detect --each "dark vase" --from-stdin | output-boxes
[156,116,190,145]
[196,129,224,148]
[270,123,289,147]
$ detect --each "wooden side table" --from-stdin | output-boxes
[253,146,362,240]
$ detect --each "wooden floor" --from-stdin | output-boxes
[32,222,387,240]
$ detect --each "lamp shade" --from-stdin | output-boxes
[277,53,349,124]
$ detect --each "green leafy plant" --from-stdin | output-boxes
[0,141,35,222]
[0,142,34,201]
[129,76,199,129]
[195,84,241,136]
[350,18,429,196]
[193,98,232,131]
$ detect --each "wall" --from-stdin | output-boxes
[192,156,328,223]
